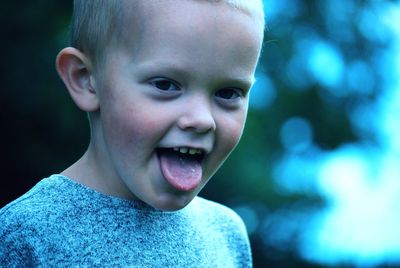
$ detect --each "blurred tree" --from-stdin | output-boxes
[0,1,87,205]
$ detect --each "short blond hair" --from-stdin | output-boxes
[70,0,264,66]
[70,0,122,67]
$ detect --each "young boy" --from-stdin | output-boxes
[0,0,264,266]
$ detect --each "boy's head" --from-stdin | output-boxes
[56,0,264,211]
[70,0,264,69]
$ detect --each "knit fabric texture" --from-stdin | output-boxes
[0,174,252,267]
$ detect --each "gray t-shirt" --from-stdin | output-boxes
[0,174,252,267]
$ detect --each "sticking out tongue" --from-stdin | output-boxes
[158,149,202,191]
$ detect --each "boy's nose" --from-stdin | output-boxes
[177,97,216,134]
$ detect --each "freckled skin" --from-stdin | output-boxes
[63,0,263,211]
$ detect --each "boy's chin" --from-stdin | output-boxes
[149,192,196,212]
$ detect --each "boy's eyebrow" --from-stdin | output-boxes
[223,77,255,90]
[135,61,255,89]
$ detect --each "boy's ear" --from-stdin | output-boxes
[56,47,99,112]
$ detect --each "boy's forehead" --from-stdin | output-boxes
[117,0,264,44]
[117,0,263,51]
[120,0,264,26]
[111,0,262,81]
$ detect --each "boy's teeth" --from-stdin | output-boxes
[172,147,201,155]
[180,148,189,154]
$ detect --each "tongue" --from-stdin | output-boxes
[159,150,202,191]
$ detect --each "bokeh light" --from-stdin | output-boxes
[257,0,400,266]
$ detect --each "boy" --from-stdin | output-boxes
[0,0,264,266]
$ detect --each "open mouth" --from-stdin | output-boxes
[156,147,206,191]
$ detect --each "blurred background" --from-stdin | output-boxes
[1,0,400,267]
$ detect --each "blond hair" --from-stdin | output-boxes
[70,0,264,66]
[70,0,121,67]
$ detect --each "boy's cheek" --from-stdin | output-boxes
[221,110,248,138]
[105,112,156,145]
[217,120,246,156]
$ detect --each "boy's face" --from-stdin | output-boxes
[91,0,263,210]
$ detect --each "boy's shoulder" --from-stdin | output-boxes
[190,196,247,232]
[0,174,86,240]
[192,196,238,215]
[0,176,66,230]
[189,197,251,263]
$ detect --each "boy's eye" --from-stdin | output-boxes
[149,78,180,91]
[215,88,243,100]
